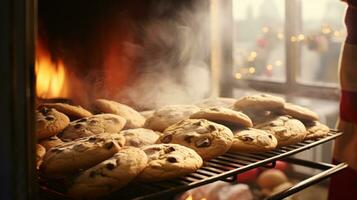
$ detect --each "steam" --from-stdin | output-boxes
[115,0,211,109]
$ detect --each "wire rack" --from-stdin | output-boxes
[40,130,346,200]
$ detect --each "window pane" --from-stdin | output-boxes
[232,0,286,82]
[299,0,346,84]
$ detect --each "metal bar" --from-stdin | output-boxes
[266,163,348,200]
[282,157,336,170]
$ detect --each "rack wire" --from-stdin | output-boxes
[40,130,345,200]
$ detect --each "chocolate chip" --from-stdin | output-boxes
[45,116,55,121]
[74,124,82,129]
[184,135,194,143]
[89,120,98,125]
[208,125,216,132]
[164,146,175,153]
[104,142,114,149]
[88,137,97,142]
[77,118,87,122]
[166,157,178,163]
[268,135,272,139]
[106,163,115,170]
[89,171,96,178]
[195,138,211,148]
[209,107,220,111]
[241,136,254,142]
[161,135,172,143]
[193,121,202,126]
[39,107,50,115]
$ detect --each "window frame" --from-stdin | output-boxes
[219,0,340,100]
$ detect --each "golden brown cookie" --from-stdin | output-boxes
[234,94,285,111]
[304,121,330,140]
[195,97,236,109]
[145,105,200,132]
[119,128,162,147]
[160,119,233,160]
[67,147,148,199]
[254,115,307,147]
[59,114,126,140]
[39,135,64,151]
[230,128,277,152]
[36,144,46,169]
[36,107,70,140]
[39,103,92,120]
[279,103,319,121]
[189,107,253,128]
[137,144,203,182]
[40,134,125,178]
[94,99,145,129]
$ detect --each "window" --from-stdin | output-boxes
[230,0,347,99]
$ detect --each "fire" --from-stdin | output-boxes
[35,40,69,99]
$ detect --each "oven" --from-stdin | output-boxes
[0,0,348,199]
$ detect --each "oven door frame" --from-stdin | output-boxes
[0,0,36,199]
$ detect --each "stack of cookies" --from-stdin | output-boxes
[35,94,330,199]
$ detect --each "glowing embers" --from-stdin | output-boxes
[35,41,69,99]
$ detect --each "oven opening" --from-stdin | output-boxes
[0,0,349,200]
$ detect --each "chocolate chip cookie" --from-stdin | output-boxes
[304,121,330,140]
[39,103,92,120]
[36,144,46,169]
[67,147,148,199]
[36,107,70,139]
[119,128,161,147]
[59,114,126,140]
[230,128,277,152]
[189,107,253,128]
[39,135,64,151]
[40,134,125,178]
[160,119,233,160]
[254,115,307,147]
[234,94,285,111]
[279,103,319,121]
[94,99,145,129]
[137,144,203,182]
[145,105,200,132]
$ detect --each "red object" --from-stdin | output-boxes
[236,168,259,183]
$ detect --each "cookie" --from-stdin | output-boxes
[189,107,253,128]
[304,121,330,140]
[137,144,203,182]
[119,128,162,147]
[279,103,319,121]
[145,105,200,132]
[94,99,145,129]
[39,135,64,151]
[39,103,92,120]
[67,147,148,199]
[36,144,46,169]
[254,115,307,147]
[36,107,70,139]
[59,114,126,140]
[234,94,285,111]
[230,128,278,152]
[140,110,155,119]
[40,134,125,178]
[160,119,233,160]
[195,97,236,109]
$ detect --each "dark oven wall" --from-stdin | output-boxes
[38,0,211,110]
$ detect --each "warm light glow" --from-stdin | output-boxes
[261,26,269,33]
[266,64,273,71]
[334,31,341,37]
[275,60,282,66]
[235,73,242,79]
[290,36,297,42]
[298,34,305,41]
[277,32,284,39]
[185,195,193,200]
[248,67,256,74]
[322,27,331,34]
[36,40,69,99]
[201,198,207,200]
[250,51,257,58]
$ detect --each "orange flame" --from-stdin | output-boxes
[35,40,69,99]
